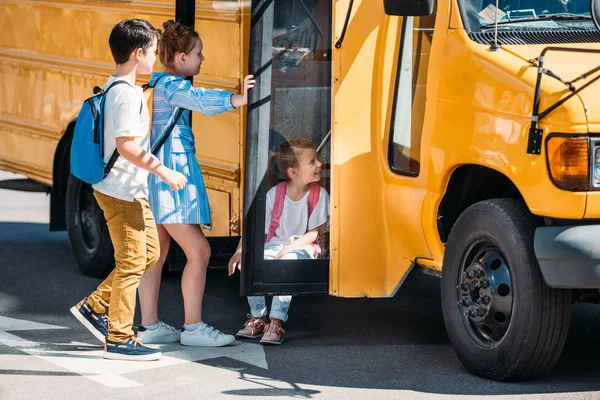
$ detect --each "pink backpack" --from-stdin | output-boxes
[265,182,322,255]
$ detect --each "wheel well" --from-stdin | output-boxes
[50,121,75,231]
[437,165,523,243]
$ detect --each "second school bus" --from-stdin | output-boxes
[3,0,600,381]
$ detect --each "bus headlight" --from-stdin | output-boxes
[546,135,589,191]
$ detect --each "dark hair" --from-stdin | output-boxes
[108,19,161,65]
[267,138,315,188]
[158,20,200,69]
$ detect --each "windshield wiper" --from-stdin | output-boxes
[483,13,591,27]
[539,13,592,20]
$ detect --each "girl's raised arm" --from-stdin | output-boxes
[164,75,254,116]
[164,78,234,116]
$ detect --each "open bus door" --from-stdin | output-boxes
[241,0,332,295]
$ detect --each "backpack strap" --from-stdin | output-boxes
[96,80,129,95]
[101,80,133,178]
[141,73,168,91]
[144,74,185,156]
[142,74,169,125]
[151,108,184,156]
[103,149,121,178]
[265,182,287,244]
[307,182,321,218]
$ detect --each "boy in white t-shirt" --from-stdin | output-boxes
[228,139,330,345]
[69,19,187,361]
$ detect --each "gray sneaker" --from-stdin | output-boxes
[180,322,235,347]
[137,321,180,344]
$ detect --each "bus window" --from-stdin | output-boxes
[389,12,436,176]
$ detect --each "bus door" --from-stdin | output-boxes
[241,0,332,295]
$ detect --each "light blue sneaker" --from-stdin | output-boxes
[103,337,161,361]
[180,322,236,347]
[137,321,180,344]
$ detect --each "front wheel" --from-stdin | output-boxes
[65,174,114,278]
[441,199,571,381]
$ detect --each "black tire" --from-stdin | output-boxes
[65,174,114,278]
[441,199,571,381]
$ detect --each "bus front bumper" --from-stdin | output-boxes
[534,225,600,289]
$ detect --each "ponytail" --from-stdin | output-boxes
[266,138,315,189]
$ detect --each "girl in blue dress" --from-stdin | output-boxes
[137,20,254,347]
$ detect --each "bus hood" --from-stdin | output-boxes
[503,44,600,128]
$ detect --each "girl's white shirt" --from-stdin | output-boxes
[264,185,330,247]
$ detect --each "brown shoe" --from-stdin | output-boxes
[260,319,286,345]
[236,314,269,339]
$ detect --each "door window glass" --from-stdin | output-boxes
[265,0,332,259]
[389,12,436,176]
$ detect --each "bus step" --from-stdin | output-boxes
[0,179,50,193]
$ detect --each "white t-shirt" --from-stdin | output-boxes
[264,185,330,246]
[92,76,150,201]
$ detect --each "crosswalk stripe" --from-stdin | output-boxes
[0,316,68,331]
[0,330,141,387]
[0,316,269,388]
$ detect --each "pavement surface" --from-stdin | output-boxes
[1,171,600,400]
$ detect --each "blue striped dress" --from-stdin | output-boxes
[147,72,235,226]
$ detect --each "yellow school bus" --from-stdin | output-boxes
[0,0,248,275]
[240,0,600,382]
[3,0,600,382]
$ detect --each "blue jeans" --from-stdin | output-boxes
[247,243,314,322]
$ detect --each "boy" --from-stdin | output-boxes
[70,19,187,361]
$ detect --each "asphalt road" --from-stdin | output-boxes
[1,171,600,400]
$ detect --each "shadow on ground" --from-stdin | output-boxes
[1,222,600,397]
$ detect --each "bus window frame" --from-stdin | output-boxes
[387,16,420,178]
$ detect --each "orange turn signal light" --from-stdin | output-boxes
[546,136,589,191]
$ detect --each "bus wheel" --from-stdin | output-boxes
[65,174,114,278]
[441,199,571,381]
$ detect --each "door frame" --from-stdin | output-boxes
[241,0,329,296]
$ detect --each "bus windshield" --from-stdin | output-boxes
[459,0,594,32]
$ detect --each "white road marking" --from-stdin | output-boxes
[0,316,68,331]
[0,316,268,388]
[0,330,140,388]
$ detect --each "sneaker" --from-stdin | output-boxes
[103,337,161,361]
[180,322,236,347]
[236,315,269,339]
[69,298,108,344]
[137,321,180,344]
[260,320,286,345]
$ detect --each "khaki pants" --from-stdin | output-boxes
[87,191,159,343]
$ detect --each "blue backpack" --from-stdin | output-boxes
[70,81,130,184]
[70,76,183,184]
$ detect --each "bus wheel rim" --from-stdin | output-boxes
[456,238,514,349]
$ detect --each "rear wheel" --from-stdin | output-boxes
[441,199,571,381]
[65,174,114,278]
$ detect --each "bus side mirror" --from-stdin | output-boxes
[592,0,600,31]
[383,0,434,16]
